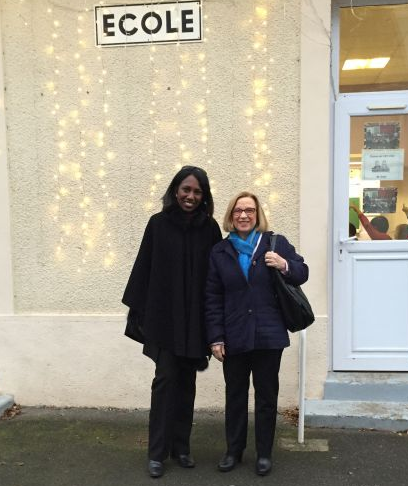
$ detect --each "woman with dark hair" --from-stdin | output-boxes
[206,191,308,476]
[161,165,214,215]
[122,166,221,478]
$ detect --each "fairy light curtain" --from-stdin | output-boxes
[8,0,294,292]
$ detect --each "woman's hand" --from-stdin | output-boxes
[264,251,287,272]
[211,343,225,362]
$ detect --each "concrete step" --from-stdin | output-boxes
[0,394,14,416]
[305,399,408,432]
[323,372,408,402]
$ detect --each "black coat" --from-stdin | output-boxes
[122,207,222,359]
[205,232,309,355]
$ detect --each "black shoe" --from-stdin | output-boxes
[173,454,195,468]
[148,460,164,478]
[218,453,242,472]
[256,457,272,476]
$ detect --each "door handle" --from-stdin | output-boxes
[338,236,356,261]
[339,236,357,244]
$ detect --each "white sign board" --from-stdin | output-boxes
[95,1,202,46]
[361,149,404,181]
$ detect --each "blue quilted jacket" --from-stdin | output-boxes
[205,231,309,355]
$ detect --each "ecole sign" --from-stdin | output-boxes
[95,1,202,47]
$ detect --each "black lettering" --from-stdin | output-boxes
[166,10,178,33]
[141,12,162,34]
[119,13,137,36]
[103,14,115,37]
[181,9,194,33]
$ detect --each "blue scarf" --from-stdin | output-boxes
[229,229,260,280]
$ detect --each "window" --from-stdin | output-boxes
[349,114,408,240]
[340,4,408,93]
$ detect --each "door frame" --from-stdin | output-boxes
[330,0,408,370]
[332,93,408,370]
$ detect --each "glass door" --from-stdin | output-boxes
[333,93,408,371]
[332,1,408,370]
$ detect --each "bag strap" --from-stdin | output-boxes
[270,233,278,252]
[269,234,280,285]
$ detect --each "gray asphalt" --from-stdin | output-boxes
[0,407,407,486]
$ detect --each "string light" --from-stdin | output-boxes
[174,40,193,170]
[146,43,159,212]
[42,0,281,272]
[47,6,67,263]
[47,3,119,271]
[71,11,92,272]
[249,2,272,220]
[196,38,213,190]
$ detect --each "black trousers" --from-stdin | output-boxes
[148,349,197,461]
[222,348,283,458]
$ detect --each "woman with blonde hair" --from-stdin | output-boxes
[206,191,309,476]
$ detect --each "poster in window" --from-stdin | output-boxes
[364,122,400,149]
[363,187,398,214]
[361,149,404,181]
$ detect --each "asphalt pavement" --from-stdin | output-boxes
[0,407,407,486]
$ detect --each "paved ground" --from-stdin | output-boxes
[0,407,407,486]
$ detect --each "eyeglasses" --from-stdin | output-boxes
[232,207,256,216]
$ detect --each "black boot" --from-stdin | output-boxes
[172,453,195,468]
[256,457,272,476]
[218,453,242,472]
[148,460,164,478]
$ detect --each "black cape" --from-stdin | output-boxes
[122,207,222,359]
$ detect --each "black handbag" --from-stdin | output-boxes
[270,234,315,333]
[124,308,145,343]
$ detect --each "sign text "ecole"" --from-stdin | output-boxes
[95,1,202,47]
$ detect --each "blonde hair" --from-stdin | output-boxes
[223,191,269,233]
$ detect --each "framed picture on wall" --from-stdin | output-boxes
[363,187,398,214]
[364,122,400,149]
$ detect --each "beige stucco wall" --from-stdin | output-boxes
[0,315,305,409]
[2,0,301,313]
[299,0,331,399]
[0,10,13,315]
[0,0,331,408]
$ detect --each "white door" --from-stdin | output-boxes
[333,92,408,371]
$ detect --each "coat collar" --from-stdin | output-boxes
[164,206,208,230]
[253,232,272,260]
[216,231,273,260]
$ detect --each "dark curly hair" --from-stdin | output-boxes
[161,166,214,216]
